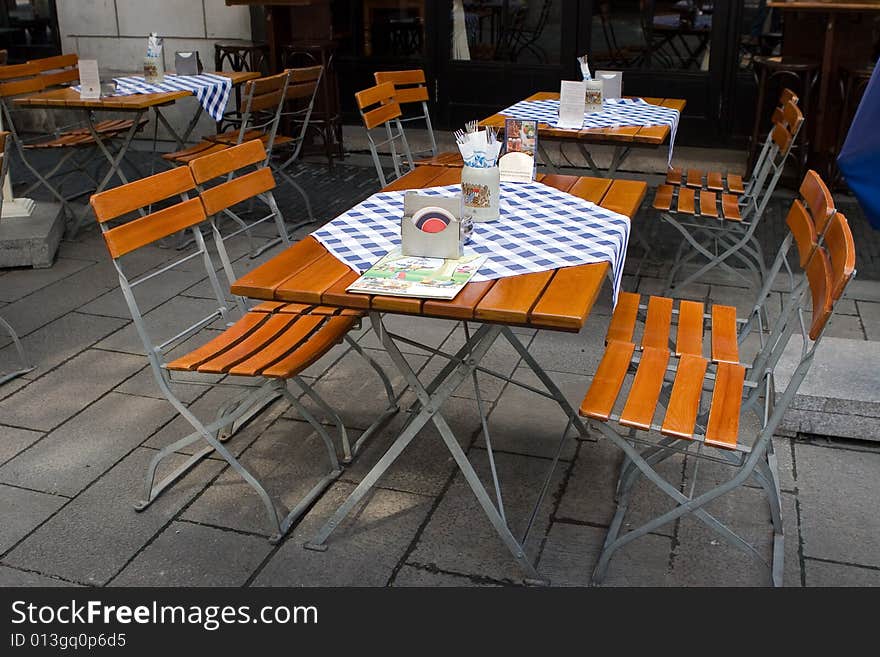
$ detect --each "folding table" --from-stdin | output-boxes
[231,164,646,582]
[480,92,686,176]
[14,71,259,233]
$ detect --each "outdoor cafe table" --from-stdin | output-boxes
[231,164,646,581]
[14,70,259,231]
[476,92,686,177]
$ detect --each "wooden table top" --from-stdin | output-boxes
[480,92,687,146]
[231,165,647,333]
[14,71,259,110]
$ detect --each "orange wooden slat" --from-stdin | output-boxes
[720,194,741,221]
[699,190,718,218]
[381,165,449,191]
[197,314,298,374]
[706,171,723,191]
[620,346,670,430]
[370,294,424,314]
[642,295,673,350]
[605,291,640,343]
[567,176,612,203]
[355,81,395,110]
[726,174,745,194]
[102,198,206,259]
[188,139,267,183]
[540,174,579,192]
[824,212,856,301]
[653,184,674,211]
[580,340,635,421]
[806,248,833,341]
[600,179,647,218]
[475,270,554,325]
[666,166,683,185]
[660,354,709,439]
[166,312,267,371]
[710,304,739,364]
[429,167,464,185]
[198,168,276,216]
[675,300,705,357]
[361,101,402,130]
[704,362,746,449]
[422,280,495,321]
[261,316,358,378]
[529,263,608,331]
[323,269,371,309]
[276,251,353,304]
[228,315,326,376]
[374,69,427,86]
[90,167,196,222]
[686,169,703,188]
[230,237,327,299]
[677,187,696,215]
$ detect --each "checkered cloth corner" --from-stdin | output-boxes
[500,97,680,165]
[111,74,232,122]
[312,182,631,305]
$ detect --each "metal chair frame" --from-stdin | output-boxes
[586,177,855,586]
[90,166,359,541]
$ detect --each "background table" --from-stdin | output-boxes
[479,92,686,176]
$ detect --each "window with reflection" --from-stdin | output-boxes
[332,0,427,59]
[591,0,713,71]
[451,0,562,64]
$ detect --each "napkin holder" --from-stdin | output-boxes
[400,192,466,260]
[596,70,622,99]
[175,51,203,76]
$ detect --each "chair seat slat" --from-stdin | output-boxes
[677,187,696,214]
[619,346,671,431]
[642,295,673,350]
[710,304,739,364]
[261,316,358,378]
[675,300,704,356]
[580,340,635,421]
[652,184,674,211]
[704,362,746,449]
[605,291,640,343]
[660,354,709,439]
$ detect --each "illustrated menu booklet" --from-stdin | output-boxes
[346,248,487,300]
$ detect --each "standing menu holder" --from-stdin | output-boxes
[175,51,203,76]
[596,70,623,99]
[78,60,100,100]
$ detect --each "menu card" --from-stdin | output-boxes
[557,80,586,129]
[499,118,538,183]
[78,60,100,99]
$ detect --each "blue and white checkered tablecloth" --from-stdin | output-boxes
[500,97,680,164]
[77,74,233,122]
[312,182,631,304]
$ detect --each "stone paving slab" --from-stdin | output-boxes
[407,449,565,583]
[0,347,144,432]
[110,521,273,587]
[0,311,127,381]
[0,484,68,554]
[0,565,80,587]
[391,564,493,586]
[0,392,175,497]
[251,481,434,587]
[3,448,223,585]
[0,257,93,303]
[804,559,880,586]
[795,442,880,569]
[0,426,43,465]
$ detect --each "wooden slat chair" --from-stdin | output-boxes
[89,165,368,541]
[579,176,855,586]
[0,56,146,219]
[189,140,399,461]
[654,98,804,293]
[0,131,34,385]
[664,89,798,198]
[356,81,415,187]
[373,69,462,168]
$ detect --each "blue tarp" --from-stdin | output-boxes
[837,65,880,229]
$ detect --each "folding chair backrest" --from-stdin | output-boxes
[373,69,436,158]
[189,140,285,297]
[0,62,44,98]
[189,139,276,216]
[90,167,232,369]
[274,65,323,165]
[235,69,290,154]
[799,169,835,235]
[355,81,414,187]
[287,65,322,101]
[823,212,856,302]
[28,53,79,88]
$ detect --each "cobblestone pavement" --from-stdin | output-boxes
[1,149,879,587]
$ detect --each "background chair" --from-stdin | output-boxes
[580,171,855,586]
[90,165,361,541]
[355,81,414,188]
